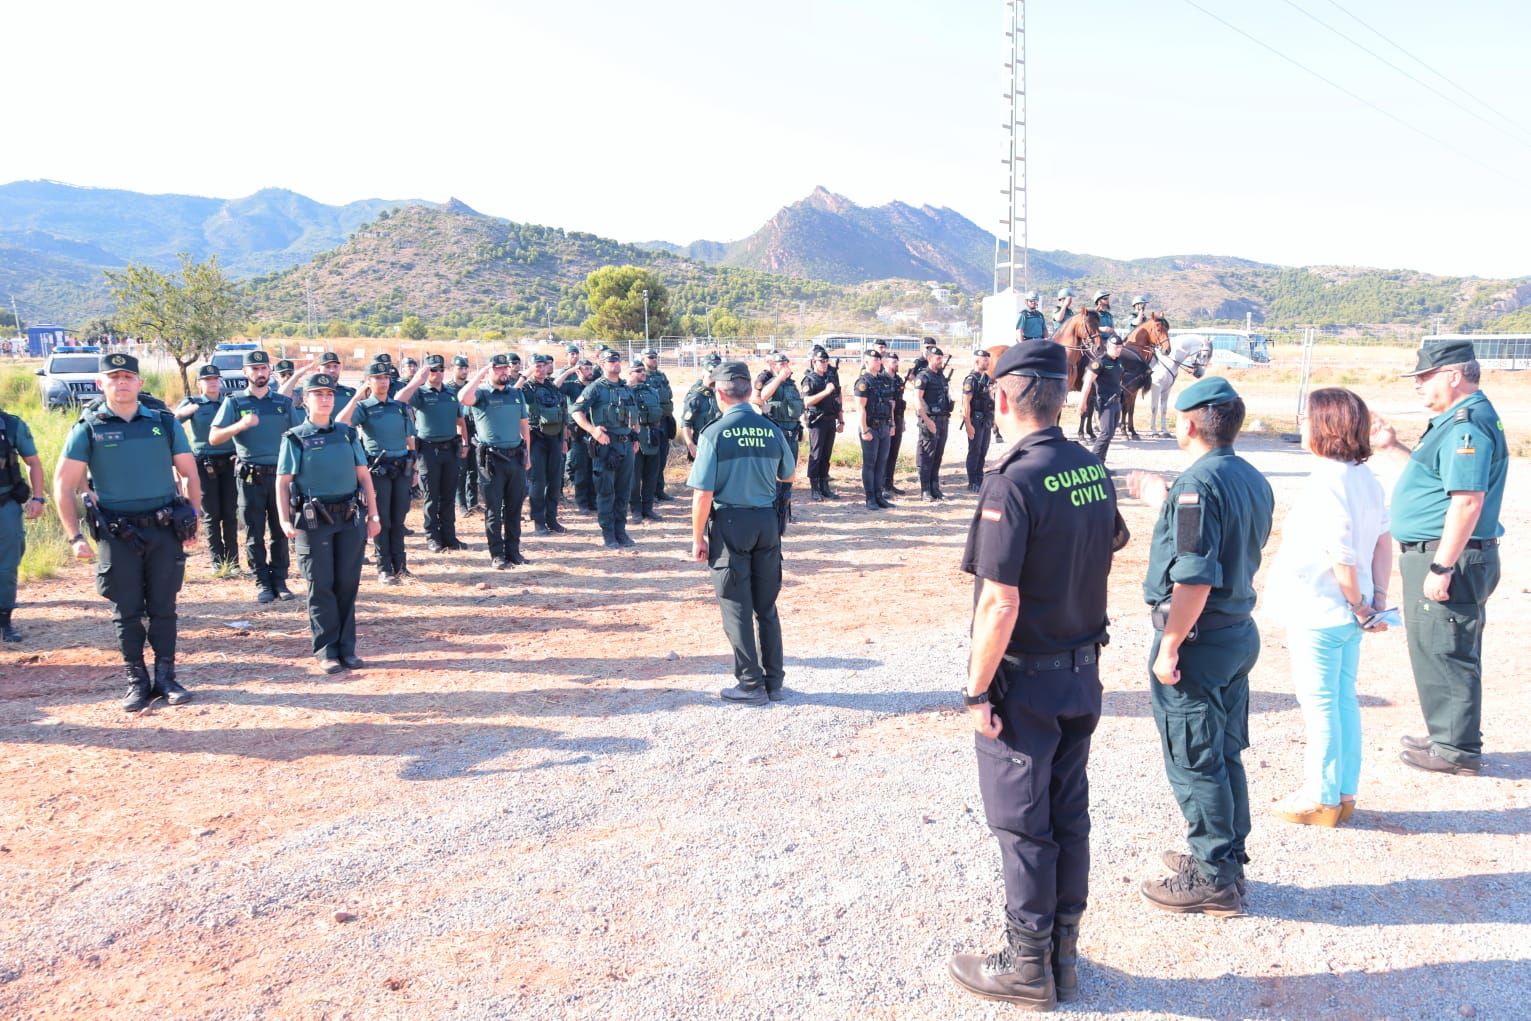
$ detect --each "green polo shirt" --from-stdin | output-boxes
[350,397,415,459]
[177,395,235,457]
[1142,446,1274,616]
[409,384,465,442]
[686,402,795,509]
[62,403,191,513]
[468,384,529,448]
[0,412,38,502]
[278,421,366,502]
[1390,390,1508,542]
[211,389,298,466]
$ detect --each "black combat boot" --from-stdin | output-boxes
[1052,912,1081,1002]
[820,478,839,500]
[0,608,20,643]
[948,923,1056,1009]
[153,659,192,706]
[121,662,154,712]
[809,480,824,501]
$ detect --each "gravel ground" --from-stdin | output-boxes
[2,434,1528,1020]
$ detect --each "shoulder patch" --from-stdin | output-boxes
[1177,492,1199,505]
[1457,432,1476,455]
[980,506,1002,523]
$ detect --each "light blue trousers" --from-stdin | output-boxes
[1286,622,1363,805]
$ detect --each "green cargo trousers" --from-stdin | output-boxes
[1399,546,1501,767]
[1149,619,1260,887]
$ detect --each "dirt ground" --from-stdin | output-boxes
[1,357,1527,1019]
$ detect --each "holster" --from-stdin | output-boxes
[239,462,277,485]
[164,497,200,542]
[775,482,793,536]
[369,455,409,480]
[198,453,235,477]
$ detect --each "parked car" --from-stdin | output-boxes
[210,342,261,392]
[34,346,104,410]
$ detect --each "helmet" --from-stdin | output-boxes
[1024,290,1040,301]
[1132,294,1149,306]
[1056,287,1074,300]
[1092,290,1111,303]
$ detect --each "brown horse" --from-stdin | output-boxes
[1119,313,1171,440]
[982,309,1102,385]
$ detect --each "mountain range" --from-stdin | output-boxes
[1,180,1527,332]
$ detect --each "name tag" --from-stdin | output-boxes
[96,430,125,443]
[302,435,330,450]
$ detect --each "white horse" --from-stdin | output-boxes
[1147,334,1213,436]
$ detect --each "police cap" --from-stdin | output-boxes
[642,348,659,359]
[811,345,829,359]
[712,360,751,383]
[771,351,790,364]
[274,359,295,373]
[452,354,470,367]
[375,352,393,364]
[426,354,446,369]
[489,353,510,367]
[993,342,1067,380]
[577,358,595,369]
[533,353,554,365]
[506,352,522,365]
[1174,376,1240,412]
[566,343,582,354]
[600,350,622,364]
[243,349,270,366]
[196,363,221,380]
[1401,339,1476,377]
[402,357,419,367]
[321,351,342,364]
[973,348,991,358]
[926,346,944,357]
[306,372,338,391]
[100,352,140,375]
[703,353,723,368]
[366,360,390,376]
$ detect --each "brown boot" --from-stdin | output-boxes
[948,923,1056,1009]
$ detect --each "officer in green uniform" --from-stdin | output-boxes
[210,349,299,604]
[688,360,796,705]
[1092,291,1118,340]
[962,349,995,491]
[1129,376,1273,916]
[574,350,641,548]
[562,357,597,512]
[410,354,469,552]
[1370,339,1508,776]
[446,355,480,515]
[316,352,358,408]
[0,403,45,642]
[1084,337,1127,462]
[340,361,422,583]
[278,373,380,674]
[526,354,572,534]
[854,349,894,510]
[176,364,240,571]
[948,341,1127,1009]
[272,358,308,427]
[755,352,805,516]
[640,348,677,501]
[914,346,954,501]
[460,354,532,567]
[681,354,723,461]
[1128,295,1151,331]
[1016,290,1049,342]
[54,352,202,710]
[627,362,665,523]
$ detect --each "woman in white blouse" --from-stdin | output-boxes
[1266,388,1393,826]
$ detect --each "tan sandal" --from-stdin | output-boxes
[1339,799,1356,823]
[1272,801,1342,827]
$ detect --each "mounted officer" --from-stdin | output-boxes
[409,354,468,552]
[527,354,572,535]
[800,345,843,500]
[572,349,641,549]
[340,360,425,584]
[459,354,532,568]
[914,346,954,501]
[627,361,665,524]
[0,399,45,642]
[962,349,995,491]
[175,363,239,572]
[1128,295,1151,331]
[1016,290,1049,342]
[640,348,677,502]
[1054,287,1076,328]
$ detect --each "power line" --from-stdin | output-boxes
[1279,0,1531,150]
[1179,0,1526,186]
[1322,0,1531,143]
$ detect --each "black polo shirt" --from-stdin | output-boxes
[960,426,1119,652]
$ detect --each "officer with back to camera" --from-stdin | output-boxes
[572,349,640,549]
[688,360,796,705]
[914,346,954,501]
[948,341,1127,1009]
[53,352,203,711]
[1016,290,1049,342]
[0,399,46,642]
[339,360,425,583]
[526,354,573,534]
[409,354,469,552]
[639,348,677,501]
[854,348,894,510]
[175,364,239,572]
[210,348,299,604]
[277,372,380,675]
[962,348,995,492]
[800,346,843,500]
[459,353,532,568]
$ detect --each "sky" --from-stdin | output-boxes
[5,0,1530,278]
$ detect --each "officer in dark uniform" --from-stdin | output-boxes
[526,354,572,534]
[914,346,954,501]
[176,364,239,571]
[800,346,843,500]
[1371,339,1509,775]
[1084,336,1126,462]
[962,349,995,491]
[340,361,423,583]
[409,354,468,552]
[681,354,723,460]
[756,352,805,513]
[54,352,202,710]
[853,349,894,510]
[0,402,45,642]
[460,354,532,568]
[1016,290,1049,342]
[445,355,479,514]
[627,362,665,523]
[562,357,597,512]
[276,373,381,674]
[688,360,796,705]
[1129,376,1274,916]
[572,350,640,548]
[639,348,676,501]
[210,349,299,604]
[881,352,908,499]
[948,341,1126,1009]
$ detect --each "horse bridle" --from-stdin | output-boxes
[1153,344,1206,381]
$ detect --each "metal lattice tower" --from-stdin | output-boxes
[994,0,1028,294]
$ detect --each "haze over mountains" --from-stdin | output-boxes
[1,180,1526,331]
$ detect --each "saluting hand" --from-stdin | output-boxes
[969,702,1002,739]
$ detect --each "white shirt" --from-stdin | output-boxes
[1265,457,1390,629]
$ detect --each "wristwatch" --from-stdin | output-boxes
[68,533,84,544]
[961,689,991,707]
[1428,562,1455,576]
[368,514,382,523]
[28,496,45,505]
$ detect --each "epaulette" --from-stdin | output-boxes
[1454,407,1471,422]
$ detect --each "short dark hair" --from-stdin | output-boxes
[718,377,751,401]
[998,375,1066,424]
[1305,387,1371,464]
[1188,398,1246,446]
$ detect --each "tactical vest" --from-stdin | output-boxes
[530,381,570,436]
[1019,308,1047,340]
[857,372,892,426]
[683,382,720,434]
[646,367,674,415]
[965,371,995,422]
[81,404,180,511]
[284,422,363,501]
[762,376,806,426]
[594,380,639,435]
[918,370,954,416]
[0,413,26,502]
[803,370,840,421]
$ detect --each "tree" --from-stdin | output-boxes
[81,318,118,344]
[399,315,428,340]
[106,254,241,398]
[582,265,669,341]
[325,319,350,338]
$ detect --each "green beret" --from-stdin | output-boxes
[1174,376,1240,412]
[1402,339,1476,377]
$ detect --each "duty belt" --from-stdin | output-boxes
[1150,605,1251,638]
[421,437,459,448]
[99,503,174,529]
[239,462,278,479]
[1399,538,1499,553]
[1001,645,1099,674]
